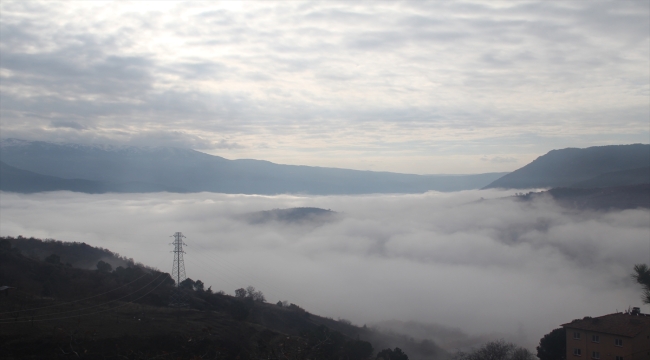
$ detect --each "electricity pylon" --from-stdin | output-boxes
[169,232,189,307]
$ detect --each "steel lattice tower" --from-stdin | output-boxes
[169,232,188,307]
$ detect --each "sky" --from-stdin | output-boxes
[1,190,649,351]
[0,1,649,174]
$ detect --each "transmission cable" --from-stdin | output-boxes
[0,272,167,320]
[0,274,170,324]
[0,271,151,316]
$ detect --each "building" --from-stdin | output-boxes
[563,308,650,360]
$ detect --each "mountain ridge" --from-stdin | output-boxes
[0,139,507,195]
[484,144,650,189]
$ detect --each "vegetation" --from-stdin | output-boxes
[633,264,650,304]
[453,340,534,360]
[536,328,566,360]
[0,236,434,359]
[377,347,410,360]
[516,184,650,210]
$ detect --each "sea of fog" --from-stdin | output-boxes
[1,189,649,350]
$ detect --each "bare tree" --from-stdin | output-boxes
[454,340,534,360]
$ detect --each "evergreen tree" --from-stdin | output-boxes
[633,264,650,304]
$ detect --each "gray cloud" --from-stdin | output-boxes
[49,120,87,130]
[0,1,647,172]
[481,156,518,164]
[0,190,647,350]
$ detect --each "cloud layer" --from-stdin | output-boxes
[1,189,648,350]
[1,1,648,173]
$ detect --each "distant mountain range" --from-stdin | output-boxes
[2,139,648,195]
[0,161,181,193]
[484,144,650,189]
[0,139,506,195]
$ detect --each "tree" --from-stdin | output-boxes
[510,348,534,360]
[194,280,204,292]
[45,254,61,264]
[245,285,266,302]
[454,340,534,360]
[377,347,409,360]
[180,278,195,290]
[343,340,373,360]
[633,264,650,304]
[96,260,112,273]
[235,288,247,298]
[536,328,566,360]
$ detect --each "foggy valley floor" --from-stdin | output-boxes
[0,189,649,354]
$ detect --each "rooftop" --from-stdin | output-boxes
[562,312,650,338]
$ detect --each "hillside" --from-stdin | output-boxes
[516,184,650,210]
[570,166,650,188]
[0,139,506,195]
[0,236,449,360]
[0,161,179,193]
[484,144,650,189]
[0,161,107,193]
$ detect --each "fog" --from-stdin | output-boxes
[1,189,648,350]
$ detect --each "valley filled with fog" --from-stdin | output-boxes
[1,189,648,350]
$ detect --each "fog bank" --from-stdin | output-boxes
[1,189,648,350]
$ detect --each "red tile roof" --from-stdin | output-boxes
[562,313,650,338]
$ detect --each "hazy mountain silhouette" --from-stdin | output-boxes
[517,184,650,210]
[1,161,107,193]
[484,144,650,189]
[0,139,506,195]
[0,161,182,193]
[570,166,650,188]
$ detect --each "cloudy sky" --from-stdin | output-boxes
[1,1,648,173]
[2,190,649,350]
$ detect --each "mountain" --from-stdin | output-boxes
[0,161,182,193]
[570,166,650,188]
[484,144,650,189]
[0,139,506,195]
[1,161,107,193]
[517,184,650,210]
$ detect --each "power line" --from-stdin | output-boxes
[0,272,166,321]
[183,241,289,302]
[0,274,170,324]
[0,272,150,316]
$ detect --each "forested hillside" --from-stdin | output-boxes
[0,236,448,360]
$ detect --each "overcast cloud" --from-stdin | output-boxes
[1,190,648,350]
[1,1,648,173]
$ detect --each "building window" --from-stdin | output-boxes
[573,348,582,356]
[592,351,600,359]
[573,332,581,339]
[591,335,600,343]
[615,339,622,346]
